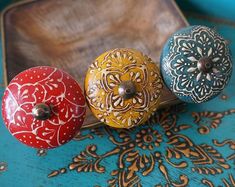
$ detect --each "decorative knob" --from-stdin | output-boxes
[160,25,232,103]
[197,57,213,73]
[1,66,86,149]
[85,48,163,128]
[32,103,52,120]
[118,81,136,99]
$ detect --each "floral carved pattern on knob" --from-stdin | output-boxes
[1,66,86,149]
[161,26,232,103]
[85,48,163,128]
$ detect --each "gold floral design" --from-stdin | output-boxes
[48,106,234,186]
[213,139,235,161]
[136,128,162,150]
[48,168,67,178]
[222,174,235,187]
[201,174,235,187]
[108,169,141,187]
[68,145,120,173]
[192,109,235,134]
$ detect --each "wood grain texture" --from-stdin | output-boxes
[2,0,188,128]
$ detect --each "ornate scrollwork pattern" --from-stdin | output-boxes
[85,48,163,128]
[48,105,235,186]
[161,26,232,103]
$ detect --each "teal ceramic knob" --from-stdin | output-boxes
[160,25,232,103]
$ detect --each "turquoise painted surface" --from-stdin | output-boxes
[0,1,235,187]
[176,0,235,22]
[160,25,232,103]
[0,41,3,85]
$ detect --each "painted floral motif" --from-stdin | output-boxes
[1,67,86,149]
[192,109,235,134]
[48,105,235,186]
[85,48,163,128]
[161,26,232,103]
[135,128,162,150]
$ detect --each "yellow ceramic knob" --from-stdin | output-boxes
[85,48,163,128]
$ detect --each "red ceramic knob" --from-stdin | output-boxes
[1,66,86,149]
